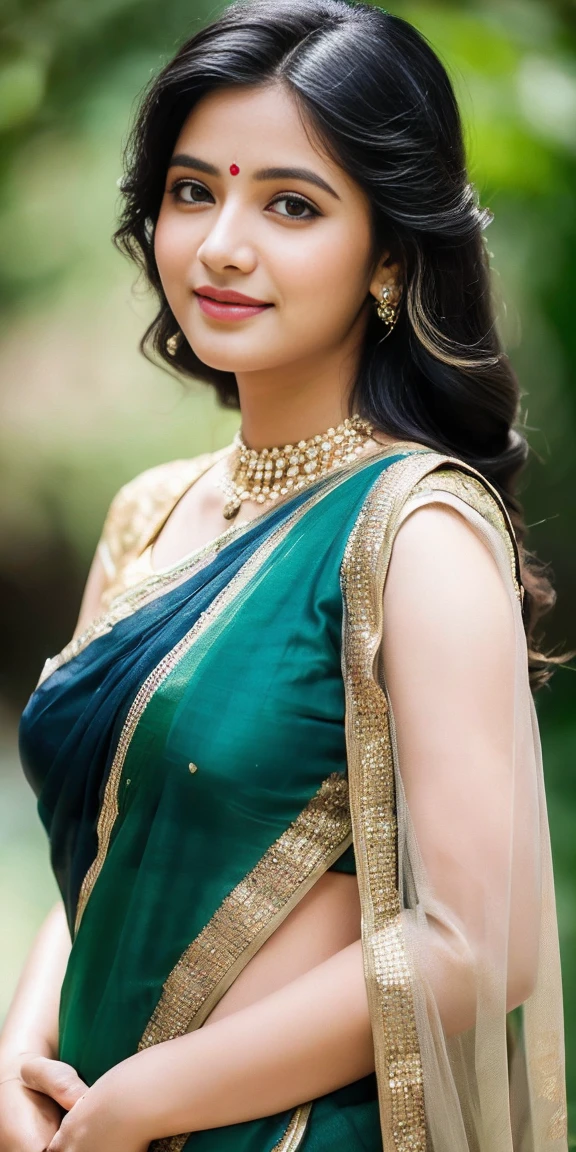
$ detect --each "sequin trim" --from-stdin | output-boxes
[340,452,523,1152]
[148,1134,189,1152]
[148,1101,313,1152]
[139,773,351,1046]
[271,1102,313,1151]
[37,521,239,688]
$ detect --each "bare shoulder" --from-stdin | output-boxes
[392,495,499,566]
[380,469,519,765]
[384,487,515,650]
[367,450,521,608]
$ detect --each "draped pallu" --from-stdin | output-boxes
[19,445,567,1151]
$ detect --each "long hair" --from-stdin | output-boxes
[114,0,563,689]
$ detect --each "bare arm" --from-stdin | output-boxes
[0,901,71,1078]
[82,939,374,1140]
[1,544,109,1081]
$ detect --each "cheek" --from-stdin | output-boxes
[153,209,194,294]
[279,223,372,323]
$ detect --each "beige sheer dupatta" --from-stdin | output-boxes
[340,452,567,1152]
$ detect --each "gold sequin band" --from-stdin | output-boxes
[340,451,523,1152]
[140,773,352,1045]
[150,1101,313,1152]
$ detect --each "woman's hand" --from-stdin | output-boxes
[36,1071,150,1152]
[0,1052,85,1151]
[20,1057,148,1152]
[0,1071,64,1152]
[19,1054,88,1112]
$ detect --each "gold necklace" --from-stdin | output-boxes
[219,413,376,520]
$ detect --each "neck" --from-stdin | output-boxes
[234,346,359,451]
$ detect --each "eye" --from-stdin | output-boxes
[169,179,214,205]
[267,194,320,221]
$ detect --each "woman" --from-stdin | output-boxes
[0,1,568,1149]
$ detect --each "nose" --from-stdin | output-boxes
[196,200,257,276]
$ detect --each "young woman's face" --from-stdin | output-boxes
[154,83,385,375]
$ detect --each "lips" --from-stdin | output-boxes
[194,285,273,323]
[195,285,271,306]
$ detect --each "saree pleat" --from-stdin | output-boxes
[18,445,567,1151]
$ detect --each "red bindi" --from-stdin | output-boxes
[229,163,240,175]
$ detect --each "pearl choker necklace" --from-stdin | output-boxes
[219,413,375,520]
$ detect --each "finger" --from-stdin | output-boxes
[20,1055,88,1110]
[46,1102,87,1152]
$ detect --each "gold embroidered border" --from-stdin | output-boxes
[37,520,240,688]
[149,1101,313,1152]
[147,1133,188,1151]
[340,451,523,1152]
[142,774,349,1152]
[139,773,352,1046]
[271,1102,313,1151]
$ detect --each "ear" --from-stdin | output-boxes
[369,252,402,304]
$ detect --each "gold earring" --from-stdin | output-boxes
[166,331,180,356]
[376,285,400,330]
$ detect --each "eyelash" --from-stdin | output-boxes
[168,178,320,221]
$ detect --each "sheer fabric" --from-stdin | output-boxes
[341,455,567,1152]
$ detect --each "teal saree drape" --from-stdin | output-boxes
[18,443,568,1152]
[20,447,421,1151]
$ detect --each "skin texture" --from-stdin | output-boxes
[0,902,75,1152]
[153,81,400,448]
[3,81,526,1150]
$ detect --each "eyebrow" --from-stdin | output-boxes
[169,155,218,177]
[255,166,340,201]
[168,154,341,200]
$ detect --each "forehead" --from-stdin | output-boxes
[173,83,354,194]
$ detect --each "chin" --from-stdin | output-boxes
[187,337,283,374]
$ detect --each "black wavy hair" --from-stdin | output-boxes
[114,0,564,689]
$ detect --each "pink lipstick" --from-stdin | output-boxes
[194,285,273,322]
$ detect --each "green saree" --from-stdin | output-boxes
[19,443,568,1151]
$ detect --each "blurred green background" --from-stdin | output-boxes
[0,0,574,1132]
